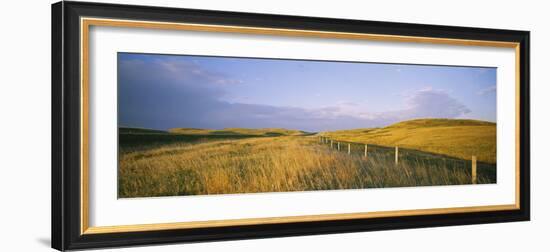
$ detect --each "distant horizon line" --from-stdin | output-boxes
[118,118,497,133]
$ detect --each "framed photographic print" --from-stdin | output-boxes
[52,1,530,250]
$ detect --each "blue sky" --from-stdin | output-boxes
[118,52,496,132]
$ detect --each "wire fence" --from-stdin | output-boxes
[317,136,496,183]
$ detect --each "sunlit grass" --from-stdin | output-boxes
[322,119,496,163]
[118,135,494,198]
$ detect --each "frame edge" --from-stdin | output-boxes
[519,31,531,222]
[51,1,64,251]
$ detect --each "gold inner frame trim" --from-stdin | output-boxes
[80,17,522,235]
[85,204,517,234]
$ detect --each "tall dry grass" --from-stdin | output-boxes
[118,136,493,198]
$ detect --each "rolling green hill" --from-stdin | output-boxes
[119,126,312,150]
[119,127,167,134]
[322,119,496,163]
[169,127,311,136]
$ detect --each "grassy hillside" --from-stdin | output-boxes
[119,127,167,134]
[169,127,311,136]
[119,126,312,150]
[322,119,496,163]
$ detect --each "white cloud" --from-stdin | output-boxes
[400,88,471,118]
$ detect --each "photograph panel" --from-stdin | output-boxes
[117,52,497,198]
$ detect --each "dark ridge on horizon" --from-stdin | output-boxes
[120,118,495,135]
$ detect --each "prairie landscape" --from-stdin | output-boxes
[117,52,497,198]
[118,119,496,198]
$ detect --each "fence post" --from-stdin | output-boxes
[472,156,477,184]
[330,140,333,148]
[337,142,340,151]
[364,144,368,159]
[348,143,351,155]
[395,146,399,165]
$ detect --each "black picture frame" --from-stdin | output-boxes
[52,1,530,251]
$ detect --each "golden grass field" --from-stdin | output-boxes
[322,119,496,163]
[118,119,496,198]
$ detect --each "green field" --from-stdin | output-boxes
[169,127,311,136]
[118,119,497,198]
